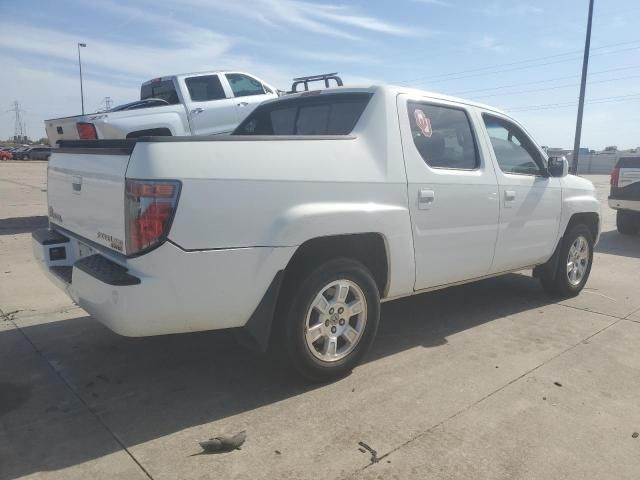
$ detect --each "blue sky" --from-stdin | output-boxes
[1,0,639,148]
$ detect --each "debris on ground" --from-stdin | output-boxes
[194,431,247,455]
[554,382,563,387]
[632,432,638,439]
[275,450,281,455]
[357,441,379,463]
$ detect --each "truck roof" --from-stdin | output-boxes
[141,70,248,85]
[259,84,508,116]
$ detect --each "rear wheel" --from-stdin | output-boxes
[276,258,380,381]
[616,210,639,235]
[540,224,593,298]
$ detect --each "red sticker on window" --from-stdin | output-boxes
[414,109,432,137]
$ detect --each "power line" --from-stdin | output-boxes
[392,39,640,86]
[401,45,640,86]
[451,64,640,95]
[470,73,640,100]
[506,92,640,112]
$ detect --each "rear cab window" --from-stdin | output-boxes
[185,75,226,101]
[140,79,180,105]
[233,92,373,135]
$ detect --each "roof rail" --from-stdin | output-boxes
[290,73,343,93]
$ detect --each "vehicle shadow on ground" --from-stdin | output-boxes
[0,272,556,478]
[0,215,47,235]
[594,230,640,259]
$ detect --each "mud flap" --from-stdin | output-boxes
[234,270,284,352]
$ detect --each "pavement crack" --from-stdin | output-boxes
[0,308,22,322]
[10,319,155,480]
[357,317,621,472]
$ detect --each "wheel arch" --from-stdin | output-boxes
[282,232,390,298]
[565,211,599,242]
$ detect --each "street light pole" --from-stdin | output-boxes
[571,0,595,175]
[77,43,87,115]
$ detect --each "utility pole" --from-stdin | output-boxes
[78,42,87,115]
[571,0,595,175]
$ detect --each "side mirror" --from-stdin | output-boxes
[547,156,568,177]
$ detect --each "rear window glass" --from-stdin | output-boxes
[185,75,226,102]
[233,92,372,135]
[616,156,640,168]
[140,80,180,105]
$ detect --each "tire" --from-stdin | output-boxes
[540,224,594,298]
[616,210,639,235]
[275,258,380,381]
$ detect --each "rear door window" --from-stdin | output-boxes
[140,80,180,105]
[185,75,226,102]
[234,92,372,135]
[226,73,266,97]
[407,101,479,170]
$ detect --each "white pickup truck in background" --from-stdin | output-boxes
[34,85,600,380]
[45,71,278,143]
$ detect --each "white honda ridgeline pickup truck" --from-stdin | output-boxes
[33,85,600,380]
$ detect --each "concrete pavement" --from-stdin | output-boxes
[1,162,639,479]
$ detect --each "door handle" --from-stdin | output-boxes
[190,107,204,116]
[504,190,516,207]
[237,102,249,107]
[418,189,435,209]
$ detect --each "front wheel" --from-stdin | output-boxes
[540,224,594,298]
[277,258,380,381]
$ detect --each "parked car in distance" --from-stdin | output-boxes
[33,85,600,381]
[0,149,13,160]
[11,146,29,158]
[13,146,51,160]
[609,156,640,234]
[45,71,278,144]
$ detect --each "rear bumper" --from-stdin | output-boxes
[32,228,295,337]
[608,198,640,212]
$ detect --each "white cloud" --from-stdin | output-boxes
[0,22,232,80]
[166,0,418,40]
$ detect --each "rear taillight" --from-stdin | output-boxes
[76,122,97,140]
[125,179,181,255]
[610,167,620,187]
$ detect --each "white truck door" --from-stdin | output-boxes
[182,74,240,135]
[479,112,562,272]
[398,95,500,291]
[224,73,275,123]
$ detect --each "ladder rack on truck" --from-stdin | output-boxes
[289,73,343,93]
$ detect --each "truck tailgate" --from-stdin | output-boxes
[45,115,84,144]
[47,142,134,253]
